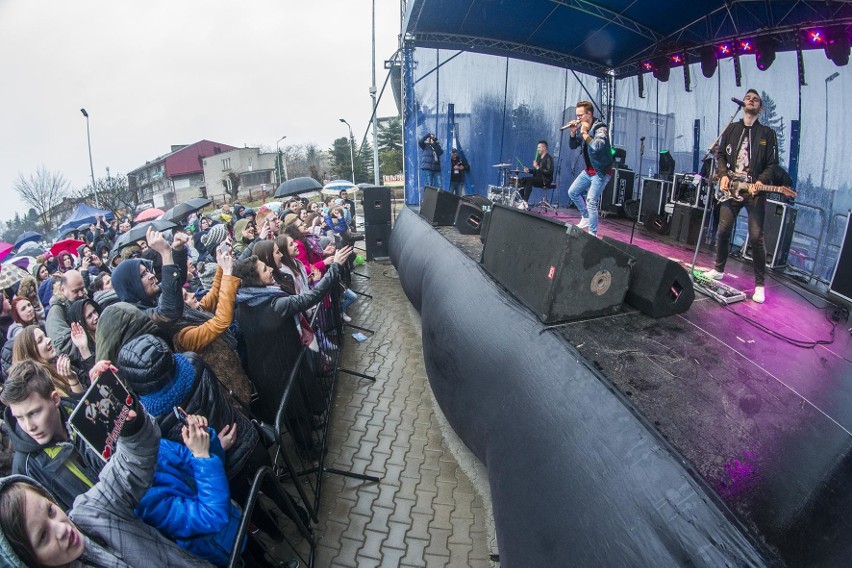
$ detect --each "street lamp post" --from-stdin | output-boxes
[276,135,287,184]
[370,0,380,186]
[339,118,356,184]
[80,108,100,207]
[822,72,840,189]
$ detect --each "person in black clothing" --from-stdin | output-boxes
[703,89,778,304]
[449,149,470,196]
[418,133,444,190]
[520,140,554,203]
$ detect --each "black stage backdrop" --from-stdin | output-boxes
[389,207,768,567]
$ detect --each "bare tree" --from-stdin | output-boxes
[222,171,241,202]
[73,173,141,219]
[14,166,70,232]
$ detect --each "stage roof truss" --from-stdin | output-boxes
[403,0,852,80]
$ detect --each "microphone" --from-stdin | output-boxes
[560,119,580,131]
[731,97,745,107]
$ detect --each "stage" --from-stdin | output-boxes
[391,202,852,567]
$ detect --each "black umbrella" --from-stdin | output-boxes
[14,231,41,249]
[275,177,322,198]
[112,219,178,251]
[161,197,213,223]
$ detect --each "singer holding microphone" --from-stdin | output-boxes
[564,100,614,237]
[519,141,554,203]
[703,89,777,304]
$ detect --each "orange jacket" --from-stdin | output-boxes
[174,268,240,352]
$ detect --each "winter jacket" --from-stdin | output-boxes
[715,119,778,185]
[45,295,79,359]
[569,119,614,177]
[293,236,328,277]
[95,302,163,364]
[3,401,104,511]
[418,134,443,171]
[235,263,339,423]
[135,433,242,567]
[117,335,258,479]
[323,213,349,235]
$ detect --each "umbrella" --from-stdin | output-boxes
[0,242,14,262]
[50,239,86,258]
[0,263,30,290]
[134,208,165,222]
[6,256,35,271]
[275,177,322,198]
[17,241,43,255]
[14,231,41,249]
[113,219,178,251]
[261,201,283,213]
[162,197,213,223]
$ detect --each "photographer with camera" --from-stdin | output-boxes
[418,133,444,191]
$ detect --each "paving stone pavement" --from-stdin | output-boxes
[314,260,496,567]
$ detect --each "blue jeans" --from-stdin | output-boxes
[340,288,357,314]
[567,171,611,235]
[422,170,442,190]
[449,180,465,196]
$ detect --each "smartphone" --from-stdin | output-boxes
[217,241,231,256]
[173,406,188,425]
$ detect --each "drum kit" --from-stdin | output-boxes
[488,163,528,210]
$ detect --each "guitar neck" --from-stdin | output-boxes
[735,182,796,198]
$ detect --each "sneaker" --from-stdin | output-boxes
[704,269,724,280]
[577,217,590,229]
[340,313,352,323]
[753,286,765,303]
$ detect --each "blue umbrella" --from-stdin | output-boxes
[14,231,41,249]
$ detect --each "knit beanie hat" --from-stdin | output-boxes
[282,212,299,227]
[201,223,228,248]
[117,334,177,399]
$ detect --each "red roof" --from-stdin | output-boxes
[163,140,237,177]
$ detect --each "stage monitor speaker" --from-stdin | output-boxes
[602,237,695,318]
[461,194,492,208]
[455,202,484,235]
[365,222,391,261]
[639,178,667,225]
[481,204,633,323]
[829,211,852,303]
[361,186,392,224]
[420,186,460,226]
[479,209,492,244]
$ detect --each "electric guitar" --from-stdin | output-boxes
[716,180,797,203]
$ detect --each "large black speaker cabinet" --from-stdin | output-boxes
[601,168,635,216]
[829,211,852,303]
[602,237,695,318]
[670,204,703,245]
[455,202,484,235]
[639,178,667,225]
[741,200,797,268]
[479,209,492,244]
[365,222,391,260]
[361,186,392,224]
[420,186,460,226]
[481,205,633,323]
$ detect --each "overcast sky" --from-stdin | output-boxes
[0,0,401,221]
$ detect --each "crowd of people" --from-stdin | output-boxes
[0,190,363,566]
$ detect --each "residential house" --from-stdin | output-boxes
[201,147,277,203]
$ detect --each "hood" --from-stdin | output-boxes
[67,298,101,328]
[110,258,156,308]
[117,334,175,397]
[0,474,52,567]
[94,302,160,363]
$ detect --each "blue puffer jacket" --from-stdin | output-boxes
[324,213,349,235]
[569,119,614,177]
[135,430,243,567]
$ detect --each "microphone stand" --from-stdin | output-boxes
[688,103,743,280]
[629,136,645,244]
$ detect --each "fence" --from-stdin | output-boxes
[227,263,378,567]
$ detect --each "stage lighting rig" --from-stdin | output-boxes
[755,36,776,70]
[700,45,717,78]
[825,26,850,66]
[652,56,670,82]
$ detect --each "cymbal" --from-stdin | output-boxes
[510,169,523,173]
[492,163,511,168]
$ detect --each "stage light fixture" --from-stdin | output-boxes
[717,42,733,58]
[755,36,776,70]
[700,45,717,78]
[652,56,670,82]
[738,39,754,54]
[825,26,850,66]
[642,60,654,72]
[805,28,827,47]
[670,53,684,66]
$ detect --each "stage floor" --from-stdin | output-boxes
[431,204,852,564]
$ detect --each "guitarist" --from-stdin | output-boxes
[705,89,778,304]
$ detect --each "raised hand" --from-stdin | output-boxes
[333,245,354,265]
[70,322,91,359]
[146,227,170,253]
